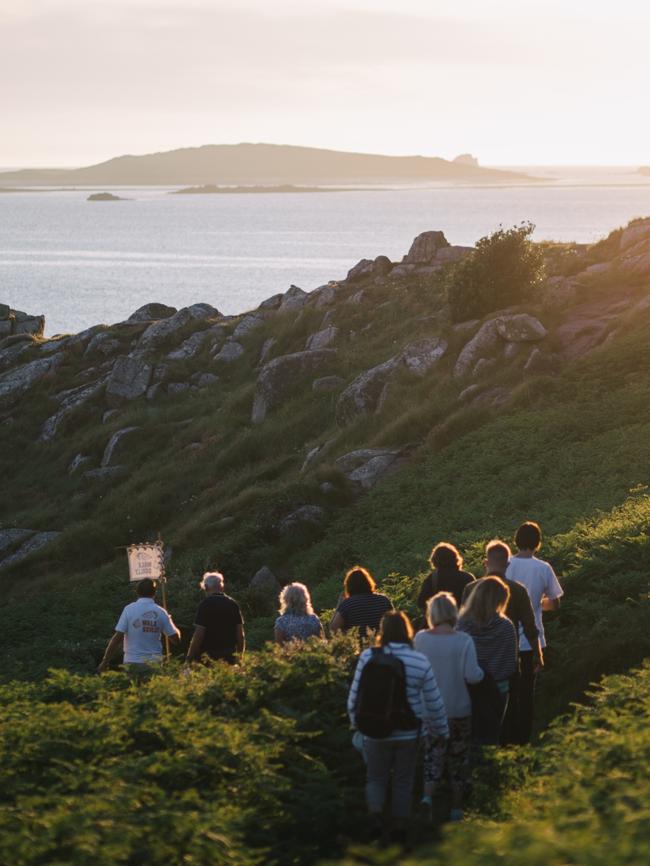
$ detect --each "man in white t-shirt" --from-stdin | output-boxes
[97,578,180,673]
[505,521,563,742]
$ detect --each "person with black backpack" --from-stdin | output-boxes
[347,611,449,844]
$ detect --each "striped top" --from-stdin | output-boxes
[347,642,449,741]
[336,592,393,634]
[457,615,518,683]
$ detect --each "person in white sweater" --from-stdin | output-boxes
[414,592,484,821]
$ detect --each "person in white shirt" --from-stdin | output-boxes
[505,521,563,742]
[414,592,484,822]
[97,578,180,674]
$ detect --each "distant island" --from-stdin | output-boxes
[0,143,536,187]
[171,183,364,195]
[87,192,127,201]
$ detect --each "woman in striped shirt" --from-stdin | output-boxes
[348,611,449,841]
[330,566,393,636]
[457,576,517,745]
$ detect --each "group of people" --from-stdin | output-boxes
[98,520,562,838]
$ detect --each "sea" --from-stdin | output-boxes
[1,166,650,336]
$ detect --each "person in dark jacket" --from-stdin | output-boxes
[458,576,517,744]
[417,542,475,612]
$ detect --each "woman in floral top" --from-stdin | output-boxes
[274,582,324,644]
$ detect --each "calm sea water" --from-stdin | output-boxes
[2,177,650,336]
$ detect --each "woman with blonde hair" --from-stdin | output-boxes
[414,592,484,821]
[274,582,323,644]
[457,576,517,744]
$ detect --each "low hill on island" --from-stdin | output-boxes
[1,217,650,864]
[0,143,533,187]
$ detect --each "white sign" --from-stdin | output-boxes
[127,543,164,583]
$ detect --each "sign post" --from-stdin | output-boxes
[126,540,170,660]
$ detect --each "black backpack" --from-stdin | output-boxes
[354,648,419,739]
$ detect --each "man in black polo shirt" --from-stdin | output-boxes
[185,571,245,665]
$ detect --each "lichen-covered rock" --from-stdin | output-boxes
[346,259,374,281]
[619,251,650,279]
[105,355,153,405]
[258,337,277,366]
[473,357,497,377]
[68,453,91,474]
[0,304,11,320]
[278,505,326,534]
[191,372,219,388]
[279,285,308,312]
[542,276,578,310]
[305,326,339,351]
[12,315,45,337]
[0,354,63,409]
[137,304,220,351]
[83,466,127,482]
[453,320,500,377]
[84,332,121,358]
[40,378,107,442]
[335,357,400,425]
[252,349,338,424]
[0,528,33,555]
[495,314,547,342]
[336,448,401,489]
[166,327,223,362]
[400,337,447,376]
[232,314,265,340]
[258,293,284,311]
[167,382,191,396]
[212,341,245,365]
[0,531,60,570]
[311,282,343,309]
[403,231,449,264]
[101,426,141,467]
[127,302,178,323]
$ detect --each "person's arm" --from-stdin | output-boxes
[97,632,124,673]
[330,610,345,634]
[235,624,245,656]
[463,635,484,684]
[347,651,369,726]
[185,625,206,663]
[503,619,519,679]
[274,626,286,645]
[517,587,544,669]
[542,597,560,611]
[421,664,449,739]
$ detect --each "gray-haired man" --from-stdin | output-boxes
[185,571,245,665]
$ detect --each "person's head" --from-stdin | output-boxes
[136,578,157,598]
[429,542,463,572]
[344,565,376,597]
[459,576,510,627]
[485,539,511,576]
[378,610,414,647]
[279,582,314,616]
[515,521,542,552]
[426,591,458,629]
[200,571,225,594]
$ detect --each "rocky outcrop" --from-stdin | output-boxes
[619,219,650,252]
[40,378,107,442]
[252,349,338,424]
[454,314,546,377]
[101,426,141,467]
[0,304,45,339]
[346,256,393,282]
[84,333,121,358]
[335,357,400,425]
[305,326,339,351]
[278,505,326,534]
[212,341,245,365]
[0,530,60,570]
[0,354,63,409]
[401,337,448,376]
[105,356,153,405]
[128,302,178,322]
[137,304,220,351]
[312,375,345,393]
[495,314,547,342]
[336,448,401,489]
[279,285,308,312]
[403,231,450,264]
[232,315,265,340]
[166,326,225,362]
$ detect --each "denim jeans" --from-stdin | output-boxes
[364,737,419,819]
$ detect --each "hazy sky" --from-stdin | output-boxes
[2,0,649,167]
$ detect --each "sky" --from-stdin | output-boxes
[1,0,649,167]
